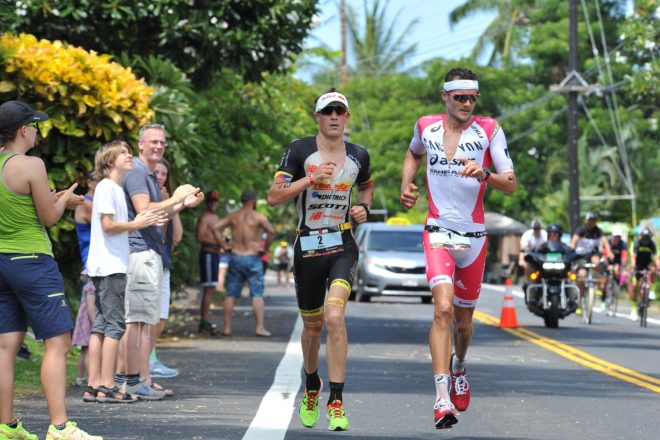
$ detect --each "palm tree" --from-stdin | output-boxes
[346,0,419,77]
[449,0,536,66]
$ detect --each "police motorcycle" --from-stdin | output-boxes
[523,224,581,328]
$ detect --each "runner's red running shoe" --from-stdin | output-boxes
[450,357,471,411]
[434,398,458,429]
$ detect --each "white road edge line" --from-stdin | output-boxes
[483,283,660,326]
[242,315,304,440]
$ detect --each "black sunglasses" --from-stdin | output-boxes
[450,94,479,104]
[319,106,347,116]
[25,121,39,129]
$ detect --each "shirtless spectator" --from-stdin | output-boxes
[213,190,275,337]
[196,191,221,335]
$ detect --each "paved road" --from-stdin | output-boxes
[14,275,660,439]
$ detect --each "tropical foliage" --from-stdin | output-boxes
[11,0,319,87]
[449,0,537,66]
[0,33,154,139]
[346,0,419,77]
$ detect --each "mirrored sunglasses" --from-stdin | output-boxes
[450,94,479,104]
[25,121,39,129]
[319,106,347,116]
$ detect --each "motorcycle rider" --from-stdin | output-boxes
[519,220,547,294]
[526,223,576,310]
[537,223,571,254]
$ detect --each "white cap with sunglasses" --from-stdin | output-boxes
[315,92,350,113]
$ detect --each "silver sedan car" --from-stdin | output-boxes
[352,222,431,303]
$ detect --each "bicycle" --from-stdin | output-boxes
[637,269,655,328]
[581,262,598,325]
[602,265,619,317]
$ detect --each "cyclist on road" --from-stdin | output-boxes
[628,228,658,320]
[570,212,613,314]
[267,89,373,432]
[600,228,627,311]
[399,68,517,429]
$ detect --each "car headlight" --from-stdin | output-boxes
[365,258,384,269]
[542,262,565,270]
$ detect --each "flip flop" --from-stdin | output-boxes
[255,331,272,337]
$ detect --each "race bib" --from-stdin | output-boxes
[429,229,471,251]
[300,230,343,256]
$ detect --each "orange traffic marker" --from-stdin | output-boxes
[498,278,519,328]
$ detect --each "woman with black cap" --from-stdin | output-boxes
[0,100,101,439]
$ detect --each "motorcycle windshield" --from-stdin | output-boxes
[546,252,563,261]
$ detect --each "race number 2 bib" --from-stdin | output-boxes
[300,230,343,257]
[429,229,471,251]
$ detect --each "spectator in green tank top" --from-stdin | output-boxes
[0,101,102,439]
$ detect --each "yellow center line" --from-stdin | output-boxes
[473,310,660,393]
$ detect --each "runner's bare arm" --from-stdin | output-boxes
[400,149,424,210]
[456,158,517,195]
[350,179,374,224]
[484,171,517,195]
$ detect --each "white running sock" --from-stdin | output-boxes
[434,374,450,401]
[452,355,466,373]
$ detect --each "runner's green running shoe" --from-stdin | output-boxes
[298,380,323,428]
[0,420,37,440]
[327,400,350,431]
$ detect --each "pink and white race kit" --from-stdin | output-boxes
[409,114,514,307]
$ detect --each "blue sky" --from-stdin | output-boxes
[296,0,495,82]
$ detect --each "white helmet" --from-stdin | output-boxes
[611,228,623,237]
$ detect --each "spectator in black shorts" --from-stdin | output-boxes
[196,191,222,335]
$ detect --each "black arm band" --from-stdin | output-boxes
[358,202,370,217]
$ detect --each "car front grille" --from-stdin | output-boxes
[384,265,426,274]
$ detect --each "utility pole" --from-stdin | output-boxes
[567,0,580,232]
[552,0,634,231]
[340,0,349,85]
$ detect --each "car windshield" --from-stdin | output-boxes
[367,230,423,252]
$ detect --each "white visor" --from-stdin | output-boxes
[443,80,479,92]
[315,92,350,112]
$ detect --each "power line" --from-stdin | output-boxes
[507,106,568,145]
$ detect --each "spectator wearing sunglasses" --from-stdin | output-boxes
[399,68,518,429]
[0,101,100,438]
[267,88,374,431]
